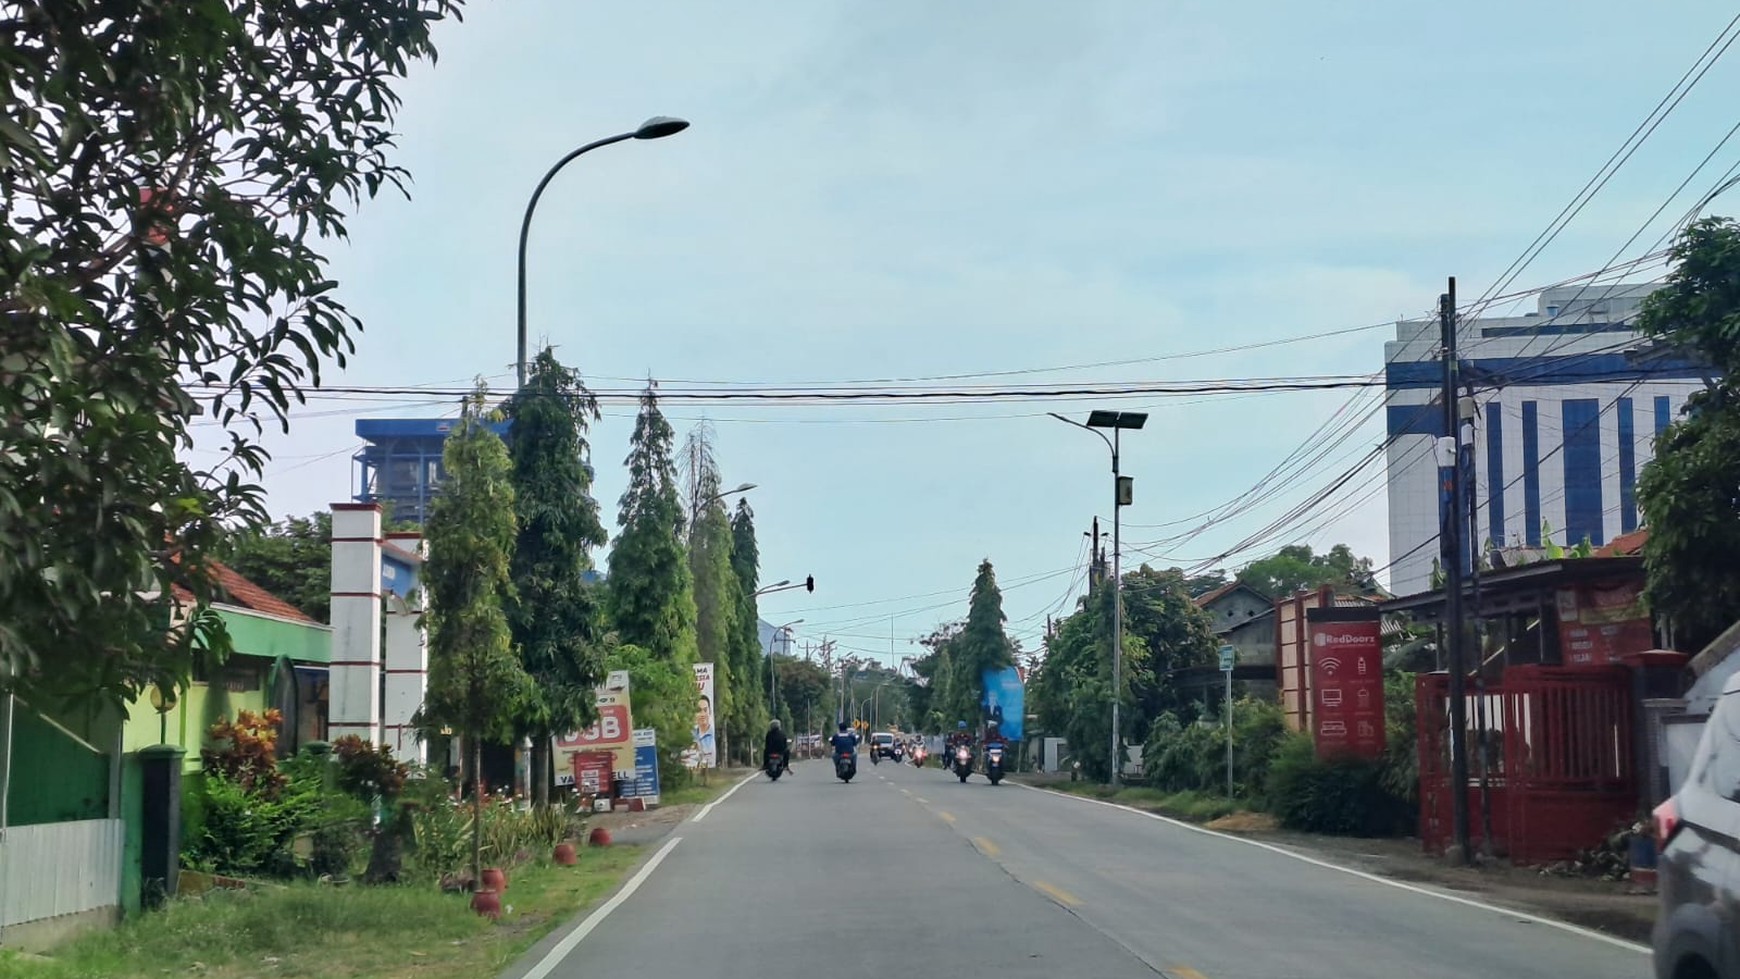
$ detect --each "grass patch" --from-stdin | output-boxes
[659,767,750,808]
[1045,781,1251,823]
[0,847,644,979]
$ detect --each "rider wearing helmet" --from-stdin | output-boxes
[763,718,789,775]
[829,720,858,757]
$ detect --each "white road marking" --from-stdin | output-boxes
[690,770,760,823]
[518,836,683,979]
[1021,784,1650,955]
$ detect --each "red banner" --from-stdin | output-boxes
[1556,580,1653,666]
[1307,610,1385,759]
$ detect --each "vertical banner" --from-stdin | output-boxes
[553,669,635,785]
[979,666,1025,742]
[625,728,661,806]
[688,662,718,770]
[1305,607,1385,759]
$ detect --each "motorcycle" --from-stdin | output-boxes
[835,747,857,783]
[911,745,928,767]
[764,751,787,781]
[952,744,973,783]
[984,743,1005,785]
[892,743,906,763]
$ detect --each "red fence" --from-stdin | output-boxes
[1417,665,1635,864]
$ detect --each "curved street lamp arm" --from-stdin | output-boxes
[515,130,638,388]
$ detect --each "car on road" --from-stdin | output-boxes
[1653,671,1740,979]
[870,731,898,759]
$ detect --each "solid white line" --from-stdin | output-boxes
[690,770,759,823]
[519,836,683,979]
[1020,784,1650,955]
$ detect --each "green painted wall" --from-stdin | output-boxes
[121,606,329,770]
[7,701,118,826]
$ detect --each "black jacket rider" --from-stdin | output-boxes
[764,725,789,764]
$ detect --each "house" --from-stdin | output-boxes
[0,562,330,952]
[1189,581,1279,702]
[126,561,333,765]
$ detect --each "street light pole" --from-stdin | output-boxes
[515,116,689,390]
[1050,410,1147,787]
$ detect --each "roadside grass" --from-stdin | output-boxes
[0,846,644,979]
[660,767,752,807]
[1046,781,1252,823]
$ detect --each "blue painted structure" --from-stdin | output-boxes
[353,417,511,525]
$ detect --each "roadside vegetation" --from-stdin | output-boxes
[0,848,643,979]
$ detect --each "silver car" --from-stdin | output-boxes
[1654,672,1740,979]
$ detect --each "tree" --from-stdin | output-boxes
[1028,586,1149,782]
[222,512,335,623]
[419,386,528,887]
[1638,217,1740,649]
[607,382,698,663]
[1122,565,1218,724]
[1235,543,1377,600]
[771,655,832,732]
[605,641,694,790]
[728,499,770,761]
[943,560,1016,724]
[0,0,461,712]
[681,421,749,760]
[506,348,608,807]
[1184,571,1231,599]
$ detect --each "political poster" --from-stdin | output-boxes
[554,669,635,786]
[686,662,718,770]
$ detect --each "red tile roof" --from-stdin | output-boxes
[1192,580,1244,608]
[170,560,317,623]
[1597,528,1649,557]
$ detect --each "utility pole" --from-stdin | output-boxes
[1465,373,1495,858]
[1440,277,1473,865]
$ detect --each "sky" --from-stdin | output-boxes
[209,0,1740,668]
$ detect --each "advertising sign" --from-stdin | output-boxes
[624,728,661,806]
[686,662,718,769]
[1306,608,1385,759]
[1557,581,1653,666]
[980,666,1025,742]
[554,670,635,786]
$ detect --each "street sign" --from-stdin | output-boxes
[1218,644,1236,672]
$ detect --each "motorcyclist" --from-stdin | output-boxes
[829,721,858,758]
[763,719,790,776]
[947,720,973,767]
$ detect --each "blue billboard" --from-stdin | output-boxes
[980,666,1025,741]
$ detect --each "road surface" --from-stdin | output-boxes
[529,758,1650,979]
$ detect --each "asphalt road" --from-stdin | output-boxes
[532,758,1651,979]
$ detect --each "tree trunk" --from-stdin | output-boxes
[470,736,483,888]
[531,734,550,809]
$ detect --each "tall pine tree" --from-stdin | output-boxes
[421,385,529,884]
[948,559,1016,723]
[607,382,698,663]
[729,499,769,760]
[506,348,608,807]
[681,422,747,761]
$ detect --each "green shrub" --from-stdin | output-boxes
[1264,732,1408,836]
[184,771,321,875]
[1144,698,1287,797]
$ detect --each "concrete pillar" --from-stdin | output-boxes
[382,532,428,764]
[138,744,184,907]
[328,503,383,744]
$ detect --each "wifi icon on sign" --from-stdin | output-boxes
[1319,656,1343,676]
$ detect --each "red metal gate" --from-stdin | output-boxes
[1417,665,1635,863]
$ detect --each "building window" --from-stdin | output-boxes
[1618,397,1637,534]
[1522,402,1541,546]
[1562,398,1604,546]
[1486,402,1504,546]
